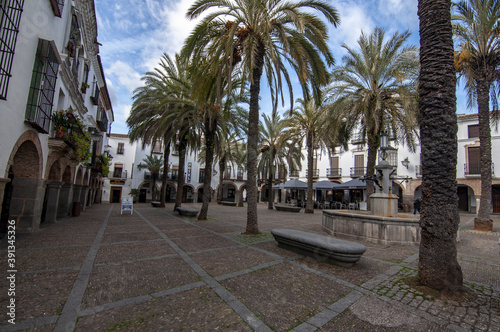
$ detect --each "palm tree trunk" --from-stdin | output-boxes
[305,132,314,213]
[217,158,225,204]
[160,139,171,208]
[474,79,493,231]
[199,124,216,220]
[245,41,265,235]
[365,131,379,211]
[417,0,464,292]
[267,147,275,210]
[174,134,188,211]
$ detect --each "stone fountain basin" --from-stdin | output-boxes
[322,210,420,245]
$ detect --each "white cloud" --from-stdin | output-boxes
[107,60,142,94]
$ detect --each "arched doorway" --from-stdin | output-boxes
[457,184,475,213]
[182,185,195,203]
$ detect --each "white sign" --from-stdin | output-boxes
[121,196,133,215]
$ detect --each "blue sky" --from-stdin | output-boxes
[95,0,471,135]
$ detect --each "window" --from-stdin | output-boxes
[152,140,162,154]
[468,124,479,139]
[25,39,61,133]
[237,168,244,180]
[49,0,64,17]
[0,0,24,100]
[113,165,123,178]
[466,147,480,175]
[199,169,205,183]
[380,149,398,168]
[224,166,231,180]
[117,143,124,155]
[90,79,99,105]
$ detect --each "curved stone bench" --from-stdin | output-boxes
[271,229,366,267]
[176,207,199,217]
[274,205,302,212]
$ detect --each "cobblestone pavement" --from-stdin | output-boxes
[0,203,498,331]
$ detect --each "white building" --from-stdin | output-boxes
[0,0,113,234]
[103,135,247,204]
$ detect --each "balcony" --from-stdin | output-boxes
[464,163,495,177]
[350,167,366,178]
[305,169,320,179]
[97,115,108,132]
[326,168,342,179]
[289,170,300,178]
[351,132,365,144]
[111,170,127,180]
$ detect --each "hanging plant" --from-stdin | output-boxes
[72,130,91,163]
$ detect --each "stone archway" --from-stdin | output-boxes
[217,182,237,202]
[457,184,476,213]
[4,135,45,233]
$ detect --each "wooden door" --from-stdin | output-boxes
[457,186,468,212]
[493,186,500,213]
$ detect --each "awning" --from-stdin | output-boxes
[335,178,367,190]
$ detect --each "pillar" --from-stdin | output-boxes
[9,178,45,233]
[80,186,88,210]
[57,183,72,219]
[44,182,62,223]
[71,185,82,215]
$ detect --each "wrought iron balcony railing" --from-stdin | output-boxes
[326,168,342,178]
[350,167,366,178]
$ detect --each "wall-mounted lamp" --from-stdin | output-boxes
[401,157,410,169]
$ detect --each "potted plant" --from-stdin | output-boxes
[81,82,90,94]
[51,110,71,138]
[96,153,112,176]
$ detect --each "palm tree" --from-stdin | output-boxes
[417,0,464,292]
[285,98,328,213]
[453,0,500,231]
[137,155,163,201]
[128,54,178,208]
[326,28,419,209]
[184,0,340,234]
[258,113,297,209]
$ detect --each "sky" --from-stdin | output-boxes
[94,0,471,135]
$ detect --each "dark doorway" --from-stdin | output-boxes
[457,186,468,212]
[197,187,204,202]
[111,187,121,203]
[493,185,500,213]
[139,189,147,203]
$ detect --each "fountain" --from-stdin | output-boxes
[322,131,421,245]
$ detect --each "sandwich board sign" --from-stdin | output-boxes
[121,196,133,215]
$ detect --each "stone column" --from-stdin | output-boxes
[44,182,62,223]
[80,186,88,210]
[71,185,82,216]
[0,178,11,217]
[57,183,72,219]
[9,178,45,233]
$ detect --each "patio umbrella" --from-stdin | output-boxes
[335,178,366,190]
[272,183,284,189]
[313,180,340,190]
[281,179,308,190]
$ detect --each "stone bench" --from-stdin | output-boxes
[221,201,237,206]
[151,201,161,207]
[271,229,366,267]
[176,207,199,217]
[274,205,302,212]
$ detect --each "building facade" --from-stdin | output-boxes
[0,0,113,235]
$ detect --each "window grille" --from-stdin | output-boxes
[0,0,24,100]
[199,169,205,183]
[49,0,64,17]
[25,39,61,133]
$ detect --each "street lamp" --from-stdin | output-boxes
[379,131,389,160]
[401,157,410,169]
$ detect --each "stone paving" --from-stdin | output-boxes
[0,202,498,331]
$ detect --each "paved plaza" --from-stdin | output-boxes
[0,203,499,331]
